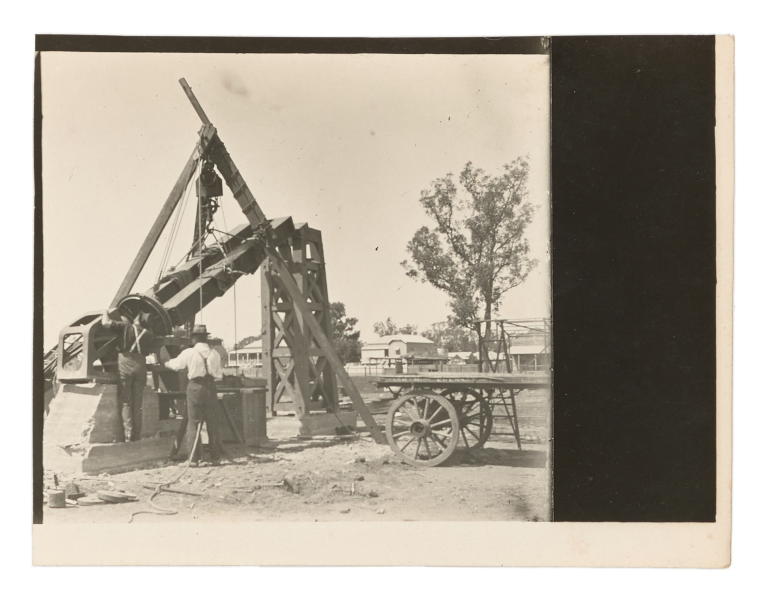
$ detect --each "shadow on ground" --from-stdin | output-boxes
[447,447,547,468]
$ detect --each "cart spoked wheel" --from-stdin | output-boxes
[385,390,460,467]
[440,388,493,449]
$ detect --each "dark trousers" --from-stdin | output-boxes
[118,367,146,442]
[186,378,225,461]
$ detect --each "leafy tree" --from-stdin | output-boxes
[330,302,362,364]
[421,319,478,353]
[402,158,537,348]
[373,317,418,337]
[233,335,260,350]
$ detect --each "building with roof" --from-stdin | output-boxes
[360,334,440,366]
[446,351,478,364]
[227,341,264,368]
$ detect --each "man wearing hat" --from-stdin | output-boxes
[101,309,155,442]
[164,324,226,463]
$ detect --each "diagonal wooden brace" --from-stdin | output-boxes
[195,123,384,441]
[265,248,385,443]
[181,79,384,442]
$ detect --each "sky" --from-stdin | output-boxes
[42,52,550,350]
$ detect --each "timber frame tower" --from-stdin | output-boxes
[261,224,338,416]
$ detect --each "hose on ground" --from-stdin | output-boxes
[128,422,203,523]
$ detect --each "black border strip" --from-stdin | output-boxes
[35,35,548,55]
[550,36,717,522]
[33,51,44,524]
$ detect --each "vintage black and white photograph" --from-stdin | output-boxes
[40,49,552,524]
[32,33,734,569]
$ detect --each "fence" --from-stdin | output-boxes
[343,363,451,377]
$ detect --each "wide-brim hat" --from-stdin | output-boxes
[191,324,209,337]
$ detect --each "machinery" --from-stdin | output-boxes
[44,79,384,446]
[43,80,550,472]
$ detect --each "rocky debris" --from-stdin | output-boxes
[77,495,107,506]
[42,414,550,522]
[96,489,138,503]
[282,473,306,494]
[339,507,351,514]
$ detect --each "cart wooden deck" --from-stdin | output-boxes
[375,372,550,466]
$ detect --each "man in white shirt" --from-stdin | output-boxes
[164,324,226,464]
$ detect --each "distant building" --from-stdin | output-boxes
[447,351,478,364]
[227,341,264,367]
[487,345,549,372]
[482,331,550,372]
[360,334,447,370]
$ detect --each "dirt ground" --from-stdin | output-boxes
[44,390,550,523]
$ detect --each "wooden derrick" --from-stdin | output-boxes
[261,225,338,416]
[182,79,384,443]
[49,78,386,445]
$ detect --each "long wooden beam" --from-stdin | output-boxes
[181,81,384,442]
[110,128,214,306]
[208,134,384,442]
[179,78,212,126]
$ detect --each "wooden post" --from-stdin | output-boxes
[287,235,311,416]
[260,261,276,415]
[179,78,212,126]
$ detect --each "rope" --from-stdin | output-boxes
[208,227,229,261]
[232,278,238,363]
[209,227,247,243]
[157,185,185,278]
[198,178,204,324]
[128,422,203,522]
[158,160,198,280]
[209,199,239,363]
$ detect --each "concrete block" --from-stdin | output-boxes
[44,383,121,448]
[81,436,176,475]
[44,383,181,475]
[298,410,358,437]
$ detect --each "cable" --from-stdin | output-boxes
[209,227,247,242]
[158,160,198,280]
[128,422,203,522]
[206,194,240,371]
[232,278,238,364]
[157,184,185,279]
[198,176,204,325]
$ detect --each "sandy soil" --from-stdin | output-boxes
[44,391,550,523]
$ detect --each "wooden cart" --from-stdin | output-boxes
[376,372,550,467]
